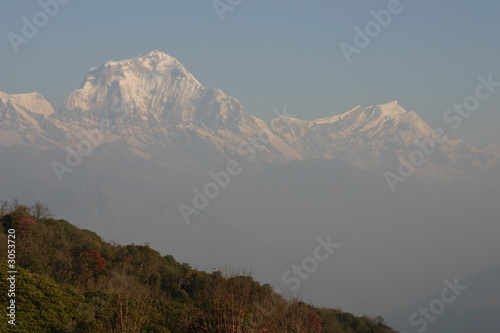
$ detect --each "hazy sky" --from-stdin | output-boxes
[1,0,499,146]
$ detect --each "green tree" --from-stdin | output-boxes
[0,261,92,333]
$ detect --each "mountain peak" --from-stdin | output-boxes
[59,51,247,128]
[313,101,406,125]
[94,50,188,77]
[139,50,172,60]
[0,91,54,117]
[375,100,406,117]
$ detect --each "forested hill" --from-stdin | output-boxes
[0,201,397,333]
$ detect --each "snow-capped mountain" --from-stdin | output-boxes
[270,101,500,179]
[0,50,498,179]
[59,50,245,127]
[0,91,56,148]
[56,50,302,164]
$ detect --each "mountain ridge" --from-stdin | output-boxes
[1,50,499,181]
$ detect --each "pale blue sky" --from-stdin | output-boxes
[1,0,499,145]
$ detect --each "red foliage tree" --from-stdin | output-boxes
[79,249,107,270]
[307,311,324,333]
[15,216,36,234]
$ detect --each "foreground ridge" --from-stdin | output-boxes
[0,201,397,332]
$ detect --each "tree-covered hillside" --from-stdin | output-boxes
[0,201,397,333]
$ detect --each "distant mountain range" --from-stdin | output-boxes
[1,50,499,182]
